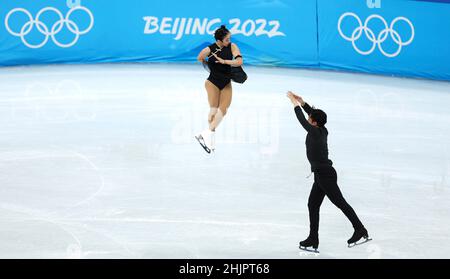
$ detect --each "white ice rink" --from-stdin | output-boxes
[0,63,449,258]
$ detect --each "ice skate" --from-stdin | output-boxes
[347,228,372,248]
[195,129,213,154]
[299,236,319,253]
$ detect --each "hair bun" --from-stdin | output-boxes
[214,25,230,41]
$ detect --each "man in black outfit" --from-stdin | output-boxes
[287,91,370,252]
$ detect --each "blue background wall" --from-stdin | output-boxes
[1,0,449,81]
[317,0,450,81]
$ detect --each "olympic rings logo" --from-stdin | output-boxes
[338,12,414,58]
[5,6,94,49]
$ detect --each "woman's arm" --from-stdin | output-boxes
[213,43,243,67]
[197,47,211,63]
[230,43,243,66]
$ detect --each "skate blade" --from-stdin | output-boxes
[348,237,373,248]
[195,136,211,154]
[299,246,319,254]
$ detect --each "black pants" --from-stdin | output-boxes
[308,166,364,238]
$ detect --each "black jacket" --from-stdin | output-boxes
[294,103,333,172]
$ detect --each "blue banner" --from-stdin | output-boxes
[1,0,450,81]
[0,0,318,67]
[317,0,450,80]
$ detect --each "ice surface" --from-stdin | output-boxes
[0,63,449,258]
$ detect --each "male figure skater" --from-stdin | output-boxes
[287,91,371,253]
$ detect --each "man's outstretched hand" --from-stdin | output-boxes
[287,91,305,106]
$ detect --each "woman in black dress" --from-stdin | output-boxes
[195,25,243,153]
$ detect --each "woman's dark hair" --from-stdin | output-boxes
[214,25,230,41]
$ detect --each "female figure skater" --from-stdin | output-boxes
[195,25,243,153]
[287,91,371,253]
